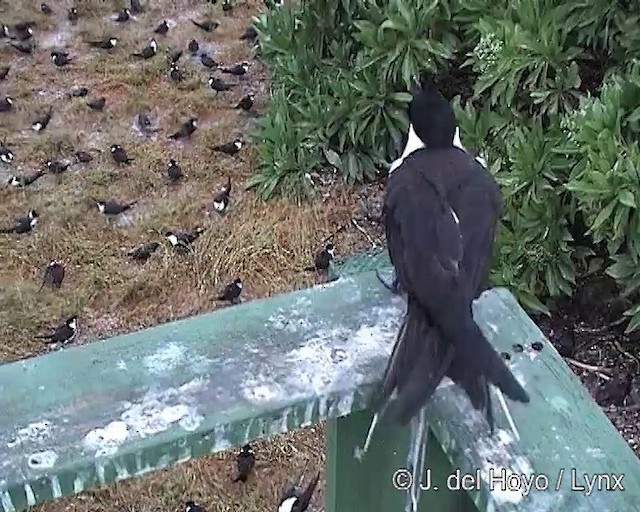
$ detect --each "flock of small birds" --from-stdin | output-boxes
[0,0,336,338]
[1,1,325,509]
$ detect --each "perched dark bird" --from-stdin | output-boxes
[130,0,144,14]
[200,52,217,69]
[208,76,235,93]
[32,108,52,132]
[0,209,38,234]
[87,97,106,111]
[217,277,242,304]
[0,141,14,163]
[213,138,242,155]
[220,61,249,76]
[166,158,183,183]
[128,241,160,262]
[169,118,197,140]
[88,37,117,50]
[68,85,89,97]
[375,79,530,432]
[209,76,237,94]
[164,227,205,252]
[75,150,94,163]
[154,20,169,35]
[68,8,79,22]
[232,444,255,483]
[168,48,182,64]
[38,260,65,292]
[304,243,335,273]
[169,63,184,83]
[96,199,137,216]
[35,316,78,345]
[14,21,36,31]
[7,170,44,188]
[40,3,53,14]
[114,8,131,22]
[191,19,219,32]
[0,96,13,113]
[0,66,9,81]
[278,470,320,512]
[240,26,258,42]
[222,0,233,12]
[188,39,199,55]
[10,40,34,55]
[184,501,205,512]
[13,25,34,41]
[131,39,157,59]
[51,50,72,67]
[212,176,231,213]
[235,94,254,111]
[110,144,134,164]
[45,159,69,174]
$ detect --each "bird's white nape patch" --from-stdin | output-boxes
[167,234,178,246]
[69,318,77,330]
[236,282,242,289]
[213,200,225,211]
[389,123,424,174]
[453,126,464,151]
[278,497,298,512]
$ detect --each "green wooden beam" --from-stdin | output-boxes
[0,250,638,511]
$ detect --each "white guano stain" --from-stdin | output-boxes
[142,342,186,374]
[7,420,53,448]
[82,378,208,457]
[476,428,534,505]
[27,450,58,469]
[244,299,402,406]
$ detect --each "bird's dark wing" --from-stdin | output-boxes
[453,164,502,299]
[382,162,462,421]
[382,150,528,424]
[294,472,320,512]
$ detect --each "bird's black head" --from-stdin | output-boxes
[240,443,253,453]
[28,209,38,218]
[408,77,456,149]
[184,501,196,512]
[233,277,242,285]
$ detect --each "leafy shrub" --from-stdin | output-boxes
[251,0,640,331]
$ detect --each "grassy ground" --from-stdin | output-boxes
[0,1,385,511]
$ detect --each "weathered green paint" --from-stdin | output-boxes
[0,249,637,512]
[326,408,478,511]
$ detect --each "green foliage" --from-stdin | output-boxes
[252,0,640,331]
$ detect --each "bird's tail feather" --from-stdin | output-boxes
[0,227,14,233]
[34,335,51,339]
[447,359,495,433]
[37,281,45,293]
[383,296,454,425]
[426,298,530,406]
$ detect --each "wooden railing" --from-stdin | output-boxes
[0,250,638,512]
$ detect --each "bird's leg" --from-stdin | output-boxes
[354,398,392,461]
[405,408,429,512]
[375,268,402,294]
[326,265,339,283]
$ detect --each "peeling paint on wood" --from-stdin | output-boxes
[0,251,637,511]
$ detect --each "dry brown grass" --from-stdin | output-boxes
[0,0,384,511]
